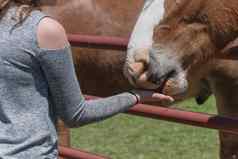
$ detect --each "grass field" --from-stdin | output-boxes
[71,97,219,159]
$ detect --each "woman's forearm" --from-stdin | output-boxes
[37,45,137,128]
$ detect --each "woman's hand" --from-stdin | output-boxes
[130,89,174,104]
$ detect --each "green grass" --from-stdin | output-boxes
[71,97,219,159]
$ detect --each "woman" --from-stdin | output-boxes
[0,0,174,158]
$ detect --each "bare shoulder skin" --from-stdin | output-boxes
[37,17,68,49]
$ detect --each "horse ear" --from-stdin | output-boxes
[220,38,238,60]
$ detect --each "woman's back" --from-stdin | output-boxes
[0,6,58,158]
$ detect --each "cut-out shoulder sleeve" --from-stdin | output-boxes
[36,17,69,50]
[37,46,137,127]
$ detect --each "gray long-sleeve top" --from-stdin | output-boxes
[38,45,137,128]
[0,6,136,159]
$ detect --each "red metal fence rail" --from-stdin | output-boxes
[68,34,128,51]
[128,104,238,134]
[84,95,238,135]
[59,146,110,159]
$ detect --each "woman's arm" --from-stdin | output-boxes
[37,45,139,127]
[37,18,173,128]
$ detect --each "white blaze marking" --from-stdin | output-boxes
[127,0,165,61]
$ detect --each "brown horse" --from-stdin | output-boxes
[124,0,238,158]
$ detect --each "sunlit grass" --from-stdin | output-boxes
[71,97,219,159]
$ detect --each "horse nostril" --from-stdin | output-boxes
[128,62,146,77]
[134,49,150,64]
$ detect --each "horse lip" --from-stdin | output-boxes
[160,71,188,98]
[157,77,169,93]
[153,70,176,93]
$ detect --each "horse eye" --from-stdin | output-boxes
[181,15,199,24]
[154,25,171,36]
[158,25,171,31]
[154,24,171,40]
[181,16,191,23]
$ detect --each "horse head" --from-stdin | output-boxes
[124,0,238,102]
